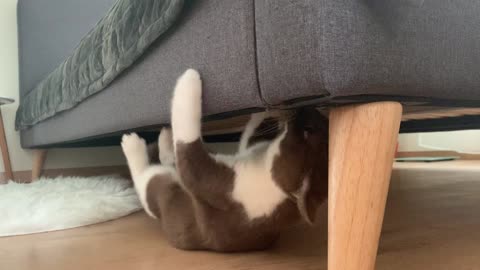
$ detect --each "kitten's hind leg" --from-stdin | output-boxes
[171,69,235,209]
[171,69,202,145]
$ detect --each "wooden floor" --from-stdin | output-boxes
[1,161,480,270]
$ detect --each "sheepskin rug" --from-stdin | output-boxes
[0,175,141,237]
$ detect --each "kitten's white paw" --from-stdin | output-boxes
[174,69,202,102]
[121,133,147,157]
[249,112,268,126]
[158,128,175,165]
[181,68,201,82]
[122,133,149,179]
[171,69,202,144]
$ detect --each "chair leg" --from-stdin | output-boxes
[31,149,48,182]
[328,102,402,270]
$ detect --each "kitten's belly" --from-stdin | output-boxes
[231,162,288,220]
[211,142,288,220]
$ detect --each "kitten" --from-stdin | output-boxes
[121,69,328,252]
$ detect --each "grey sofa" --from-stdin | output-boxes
[17,0,480,148]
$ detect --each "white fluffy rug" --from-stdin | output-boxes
[0,175,142,237]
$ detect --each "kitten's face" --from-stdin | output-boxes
[271,107,329,224]
[291,108,329,224]
[289,107,329,184]
[296,107,328,149]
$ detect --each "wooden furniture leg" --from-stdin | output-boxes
[31,149,48,181]
[328,102,402,270]
[0,109,13,183]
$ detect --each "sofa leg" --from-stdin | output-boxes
[328,102,402,270]
[0,109,13,183]
[31,149,48,182]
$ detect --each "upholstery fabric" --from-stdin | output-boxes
[16,0,184,130]
[255,0,480,106]
[19,0,262,147]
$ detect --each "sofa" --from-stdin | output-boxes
[17,0,480,148]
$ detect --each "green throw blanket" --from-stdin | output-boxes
[15,0,184,130]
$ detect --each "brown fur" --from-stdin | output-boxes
[176,140,235,210]
[139,108,328,252]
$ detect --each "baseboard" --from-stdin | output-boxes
[2,152,476,184]
[0,165,130,184]
[396,151,480,160]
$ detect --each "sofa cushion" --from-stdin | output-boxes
[255,0,480,106]
[19,0,262,148]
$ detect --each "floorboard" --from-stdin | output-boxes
[1,161,479,270]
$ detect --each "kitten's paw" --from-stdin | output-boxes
[121,133,147,157]
[158,128,175,165]
[174,69,202,102]
[249,112,268,126]
[181,69,201,82]
[159,128,173,150]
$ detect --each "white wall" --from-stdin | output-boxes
[398,130,480,153]
[418,130,480,154]
[398,133,430,152]
[0,0,125,175]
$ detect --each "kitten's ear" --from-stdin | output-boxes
[296,109,329,224]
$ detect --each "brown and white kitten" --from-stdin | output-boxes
[121,69,328,252]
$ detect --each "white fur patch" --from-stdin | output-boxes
[159,128,175,165]
[238,112,267,153]
[213,141,269,167]
[122,133,178,219]
[121,133,149,179]
[171,69,202,145]
[135,165,178,219]
[230,128,289,220]
[265,125,288,167]
[231,162,287,220]
[212,153,237,167]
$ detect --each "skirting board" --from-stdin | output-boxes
[1,152,475,183]
[396,151,480,160]
[0,165,130,184]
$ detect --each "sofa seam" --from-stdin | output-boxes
[251,0,272,109]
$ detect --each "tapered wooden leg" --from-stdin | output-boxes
[31,149,48,181]
[0,109,13,182]
[328,102,402,270]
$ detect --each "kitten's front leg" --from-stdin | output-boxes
[238,112,267,153]
[171,69,235,210]
[158,128,175,166]
[122,133,149,180]
[121,133,160,218]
